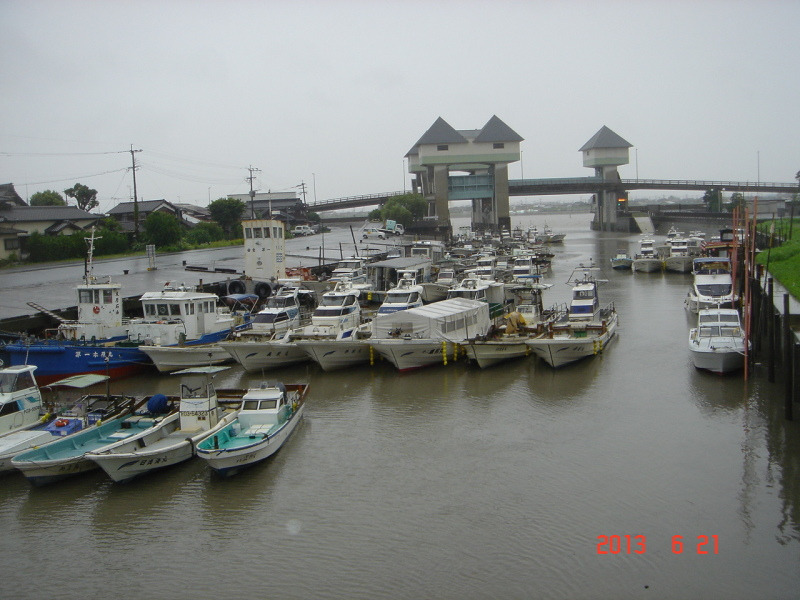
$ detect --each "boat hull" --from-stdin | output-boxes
[689,347,744,374]
[220,340,308,371]
[369,339,459,372]
[631,258,662,272]
[463,339,530,368]
[295,339,371,371]
[526,317,617,368]
[87,411,238,482]
[197,405,305,477]
[664,256,693,273]
[138,345,233,373]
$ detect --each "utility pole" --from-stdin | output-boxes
[299,181,307,204]
[129,145,142,240]
[246,165,261,218]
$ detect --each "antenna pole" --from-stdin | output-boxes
[246,166,261,218]
[129,146,142,240]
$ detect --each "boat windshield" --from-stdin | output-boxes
[447,289,485,301]
[699,326,741,337]
[696,284,732,296]
[253,312,289,324]
[319,294,356,307]
[313,306,355,317]
[385,292,417,304]
[437,271,454,280]
[267,296,297,309]
[0,370,35,393]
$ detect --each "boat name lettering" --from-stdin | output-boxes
[73,350,114,359]
[236,453,256,464]
[181,410,211,416]
[138,457,168,466]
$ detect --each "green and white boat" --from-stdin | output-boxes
[196,381,308,477]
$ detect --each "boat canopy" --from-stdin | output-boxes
[373,298,489,340]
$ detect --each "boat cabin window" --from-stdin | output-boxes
[0,401,21,417]
[320,294,356,308]
[103,289,114,303]
[573,289,595,300]
[79,289,100,304]
[696,284,732,296]
[274,227,282,238]
[1,370,35,393]
[243,399,260,410]
[699,326,741,337]
[185,303,195,315]
[386,291,417,304]
[571,305,594,315]
[244,227,252,239]
[253,227,263,238]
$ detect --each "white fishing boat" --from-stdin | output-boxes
[685,257,738,312]
[195,381,309,477]
[138,344,233,373]
[0,372,120,473]
[462,288,560,368]
[222,279,363,371]
[511,255,544,284]
[525,268,618,368]
[369,297,491,371]
[610,250,633,270]
[86,367,240,482]
[631,239,662,272]
[11,393,165,485]
[663,238,694,273]
[0,365,44,438]
[329,257,369,286]
[688,308,746,374]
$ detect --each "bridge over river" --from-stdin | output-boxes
[307,177,797,214]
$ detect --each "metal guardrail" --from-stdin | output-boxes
[308,190,406,207]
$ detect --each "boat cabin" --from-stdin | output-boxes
[377,277,424,315]
[238,383,292,431]
[569,281,600,320]
[692,258,731,275]
[0,365,43,435]
[330,258,368,284]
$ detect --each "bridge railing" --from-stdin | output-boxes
[308,190,407,207]
[620,179,798,190]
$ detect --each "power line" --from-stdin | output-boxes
[18,168,130,186]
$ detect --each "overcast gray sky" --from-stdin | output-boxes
[2,0,798,212]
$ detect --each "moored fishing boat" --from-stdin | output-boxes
[195,381,308,477]
[369,297,491,371]
[462,290,561,368]
[12,394,170,485]
[663,238,694,273]
[86,366,241,482]
[610,250,633,270]
[525,268,618,368]
[631,238,662,272]
[688,307,746,374]
[0,373,120,474]
[684,257,738,312]
[5,282,248,384]
[0,365,44,438]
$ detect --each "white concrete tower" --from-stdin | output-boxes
[580,126,632,230]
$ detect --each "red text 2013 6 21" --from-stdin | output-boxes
[596,535,719,555]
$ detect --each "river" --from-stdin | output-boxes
[1,212,799,599]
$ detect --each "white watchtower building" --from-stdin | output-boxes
[580,125,633,231]
[406,115,523,233]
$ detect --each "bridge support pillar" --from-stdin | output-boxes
[433,165,451,225]
[494,164,511,232]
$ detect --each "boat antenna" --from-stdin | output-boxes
[83,226,101,284]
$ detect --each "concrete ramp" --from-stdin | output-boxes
[632,213,655,234]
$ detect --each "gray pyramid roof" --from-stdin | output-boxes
[474,115,524,143]
[414,117,468,146]
[0,183,26,207]
[579,126,632,151]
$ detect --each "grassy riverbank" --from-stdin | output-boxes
[756,218,800,299]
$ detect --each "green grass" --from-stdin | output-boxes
[756,219,800,298]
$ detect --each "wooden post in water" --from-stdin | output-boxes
[784,294,794,421]
[768,278,775,382]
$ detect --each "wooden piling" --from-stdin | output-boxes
[784,294,794,421]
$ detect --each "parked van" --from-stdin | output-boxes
[292,225,314,236]
[362,225,386,240]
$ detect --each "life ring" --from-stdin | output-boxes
[54,419,69,428]
[92,306,101,314]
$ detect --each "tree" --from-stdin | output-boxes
[208,197,246,238]
[143,211,183,248]
[702,188,723,212]
[185,222,225,245]
[370,193,426,226]
[64,183,99,212]
[726,192,747,213]
[30,190,66,206]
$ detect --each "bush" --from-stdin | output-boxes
[185,222,225,245]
